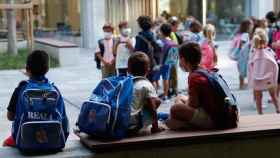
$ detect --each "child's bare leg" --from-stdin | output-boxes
[268,87,280,113]
[153,81,159,91]
[239,76,245,89]
[277,84,280,98]
[163,80,169,98]
[175,95,189,104]
[254,90,263,115]
[166,103,195,130]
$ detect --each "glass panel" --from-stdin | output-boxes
[159,0,248,40]
[207,0,247,40]
[159,0,203,22]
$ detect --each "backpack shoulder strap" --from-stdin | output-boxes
[113,37,121,56]
[137,35,152,47]
[133,76,148,83]
[98,39,105,56]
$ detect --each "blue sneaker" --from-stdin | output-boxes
[157,112,169,121]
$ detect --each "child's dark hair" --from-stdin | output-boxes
[26,50,49,77]
[128,52,150,76]
[179,43,201,67]
[137,16,153,31]
[103,23,114,32]
[160,23,172,37]
[118,21,128,29]
[190,20,202,33]
[266,11,276,23]
[239,19,252,33]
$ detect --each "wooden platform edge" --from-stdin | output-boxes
[75,114,280,152]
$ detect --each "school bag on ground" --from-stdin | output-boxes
[77,75,142,140]
[12,79,69,152]
[195,69,239,129]
[228,34,242,61]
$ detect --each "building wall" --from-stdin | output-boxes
[67,0,80,31]
[274,0,280,13]
[105,0,158,34]
[45,0,66,28]
[250,0,274,18]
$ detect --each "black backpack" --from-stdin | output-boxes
[137,35,161,70]
[195,69,239,129]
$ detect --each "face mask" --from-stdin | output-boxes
[121,28,132,36]
[104,32,113,39]
[277,21,280,28]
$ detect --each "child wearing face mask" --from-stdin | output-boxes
[95,23,116,79]
[114,21,135,76]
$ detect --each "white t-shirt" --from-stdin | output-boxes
[115,36,134,69]
[241,33,250,45]
[129,78,158,129]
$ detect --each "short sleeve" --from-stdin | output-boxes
[7,81,27,113]
[143,81,158,99]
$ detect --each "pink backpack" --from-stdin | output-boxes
[273,31,280,60]
[201,41,216,70]
[228,34,242,60]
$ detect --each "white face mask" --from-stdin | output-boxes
[104,32,113,39]
[277,21,280,28]
[121,28,132,36]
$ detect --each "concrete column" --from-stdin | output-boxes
[245,0,252,17]
[80,0,106,49]
[202,0,207,26]
[251,0,274,19]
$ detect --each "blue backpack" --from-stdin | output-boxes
[12,79,69,152]
[77,75,137,140]
[195,69,239,129]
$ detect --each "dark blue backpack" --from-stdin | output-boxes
[77,75,136,140]
[12,79,69,152]
[195,69,239,129]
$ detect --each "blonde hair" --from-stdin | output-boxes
[253,28,268,49]
[203,24,216,42]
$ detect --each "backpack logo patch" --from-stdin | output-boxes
[88,110,97,123]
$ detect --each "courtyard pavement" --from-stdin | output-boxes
[0,41,277,142]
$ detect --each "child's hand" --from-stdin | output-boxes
[151,126,165,134]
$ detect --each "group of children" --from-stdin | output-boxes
[4,43,219,147]
[3,15,236,149]
[230,11,280,114]
[95,15,218,103]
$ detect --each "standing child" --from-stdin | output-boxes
[248,28,280,114]
[114,21,134,76]
[154,23,178,102]
[188,20,204,45]
[272,14,280,97]
[95,23,116,79]
[236,20,253,89]
[200,24,218,70]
